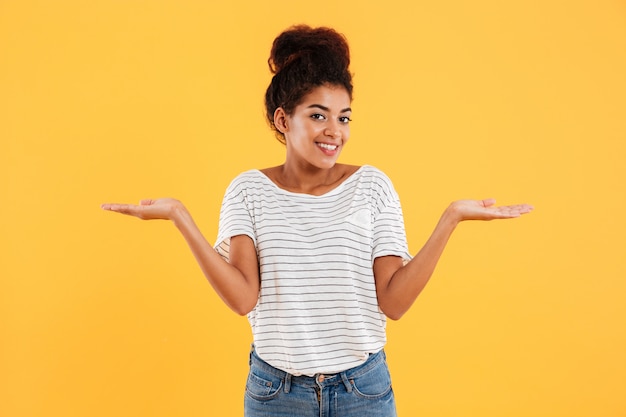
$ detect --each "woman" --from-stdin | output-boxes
[102,25,532,417]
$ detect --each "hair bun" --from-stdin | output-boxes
[268,25,350,75]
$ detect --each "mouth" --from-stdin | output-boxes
[316,142,339,151]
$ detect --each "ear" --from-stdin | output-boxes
[273,107,288,133]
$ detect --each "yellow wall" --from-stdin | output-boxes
[2,1,625,416]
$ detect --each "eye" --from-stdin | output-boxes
[310,113,326,120]
[339,116,352,124]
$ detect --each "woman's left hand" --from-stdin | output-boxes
[448,198,533,222]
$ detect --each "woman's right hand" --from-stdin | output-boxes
[101,198,184,221]
[101,197,260,315]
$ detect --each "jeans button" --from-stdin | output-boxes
[317,374,325,383]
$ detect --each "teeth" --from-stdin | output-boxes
[317,143,338,150]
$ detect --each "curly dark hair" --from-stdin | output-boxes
[264,25,353,144]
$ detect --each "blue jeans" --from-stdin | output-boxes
[244,347,397,417]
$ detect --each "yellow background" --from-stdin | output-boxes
[2,1,625,416]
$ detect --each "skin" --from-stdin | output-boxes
[101,83,533,319]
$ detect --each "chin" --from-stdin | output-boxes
[317,159,339,170]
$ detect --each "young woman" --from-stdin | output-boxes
[102,25,532,417]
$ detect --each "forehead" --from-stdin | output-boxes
[298,84,352,110]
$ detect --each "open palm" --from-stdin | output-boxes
[451,198,533,221]
[101,198,183,221]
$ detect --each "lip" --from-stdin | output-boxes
[315,142,340,156]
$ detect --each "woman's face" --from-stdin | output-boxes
[278,84,352,170]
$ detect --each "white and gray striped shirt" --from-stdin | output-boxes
[215,165,411,376]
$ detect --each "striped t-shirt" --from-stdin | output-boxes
[215,165,411,376]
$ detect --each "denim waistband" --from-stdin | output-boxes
[248,346,386,393]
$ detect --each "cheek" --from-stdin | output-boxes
[342,127,350,143]
[290,119,317,137]
[307,125,326,140]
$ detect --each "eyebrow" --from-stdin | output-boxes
[307,104,352,113]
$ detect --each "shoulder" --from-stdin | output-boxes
[357,164,387,177]
[353,165,395,187]
[352,166,402,206]
[221,170,270,201]
[226,169,266,188]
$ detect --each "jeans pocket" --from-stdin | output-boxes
[350,360,393,400]
[245,367,284,401]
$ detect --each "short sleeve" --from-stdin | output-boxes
[371,172,412,263]
[214,176,257,263]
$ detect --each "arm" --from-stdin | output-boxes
[101,199,260,315]
[374,199,533,320]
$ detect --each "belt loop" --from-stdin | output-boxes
[340,372,352,393]
[284,373,292,393]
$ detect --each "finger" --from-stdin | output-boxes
[519,204,534,213]
[501,204,534,214]
[101,203,128,211]
[492,204,533,218]
[101,203,140,215]
[481,198,496,208]
[498,210,522,218]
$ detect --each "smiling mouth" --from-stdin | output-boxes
[316,142,338,151]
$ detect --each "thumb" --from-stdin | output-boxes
[481,198,496,208]
[139,199,154,206]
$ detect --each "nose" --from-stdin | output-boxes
[324,123,341,139]
[325,128,338,138]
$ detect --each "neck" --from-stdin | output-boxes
[275,160,345,195]
[261,161,359,197]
